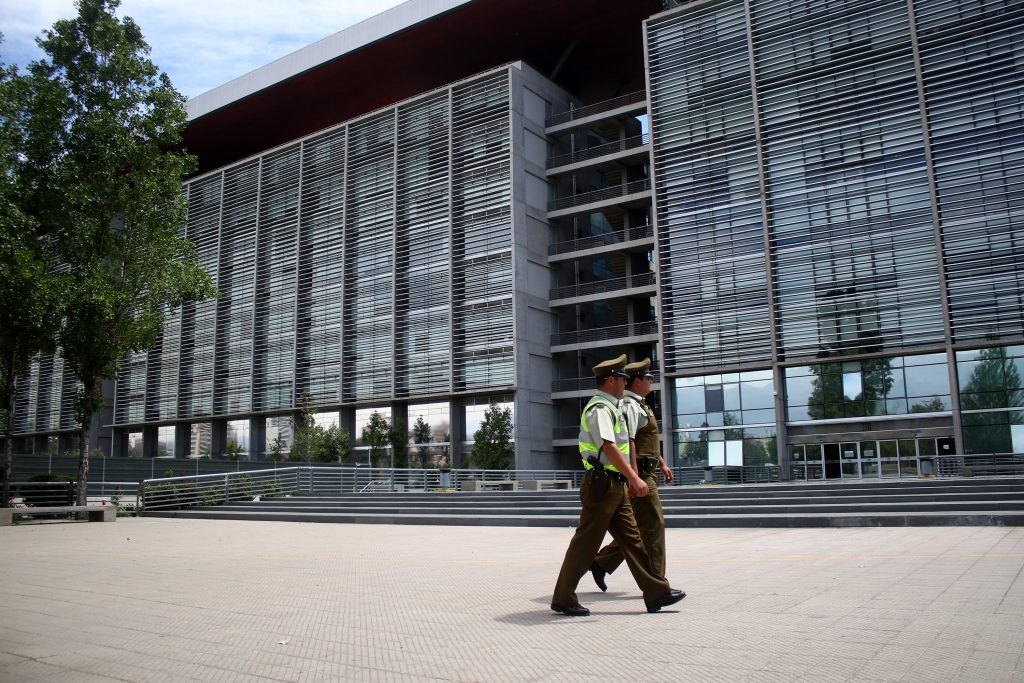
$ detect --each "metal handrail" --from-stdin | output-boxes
[547,133,650,169]
[551,320,658,347]
[549,224,653,256]
[934,453,1024,478]
[140,467,301,511]
[546,91,648,127]
[550,272,656,301]
[549,179,651,212]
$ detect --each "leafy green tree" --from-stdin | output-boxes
[412,416,433,468]
[289,394,317,462]
[314,425,352,464]
[0,54,65,507]
[362,412,392,468]
[5,1,215,505]
[467,402,514,470]
[222,440,244,461]
[267,434,287,462]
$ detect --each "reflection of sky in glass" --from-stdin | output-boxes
[157,426,175,456]
[226,419,249,451]
[842,371,862,399]
[904,365,950,397]
[408,402,450,443]
[313,411,339,429]
[465,401,513,439]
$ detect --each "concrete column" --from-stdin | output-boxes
[249,416,266,460]
[111,429,129,458]
[448,399,464,468]
[174,424,191,458]
[211,420,227,458]
[142,425,158,459]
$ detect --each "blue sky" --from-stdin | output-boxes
[0,0,405,100]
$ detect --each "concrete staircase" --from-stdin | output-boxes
[143,477,1024,527]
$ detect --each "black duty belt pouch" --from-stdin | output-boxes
[588,467,610,503]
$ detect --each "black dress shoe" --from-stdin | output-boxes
[551,602,590,616]
[644,589,686,613]
[590,562,608,592]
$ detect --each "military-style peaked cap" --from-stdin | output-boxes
[592,353,629,378]
[625,357,653,378]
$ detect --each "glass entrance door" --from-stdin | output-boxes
[840,442,860,477]
[823,443,842,479]
[879,440,900,477]
[860,440,879,477]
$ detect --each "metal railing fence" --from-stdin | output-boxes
[934,453,1024,477]
[547,133,650,169]
[546,90,647,127]
[548,224,653,256]
[548,178,651,212]
[140,468,301,511]
[550,272,656,301]
[551,319,659,347]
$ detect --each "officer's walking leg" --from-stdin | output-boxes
[552,474,617,607]
[605,485,670,598]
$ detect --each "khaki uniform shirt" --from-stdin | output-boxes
[621,390,648,439]
[584,390,621,445]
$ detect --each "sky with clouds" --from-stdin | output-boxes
[0,0,406,100]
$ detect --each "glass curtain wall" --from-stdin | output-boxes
[102,69,514,444]
[647,0,773,374]
[753,0,946,361]
[919,0,1024,343]
[451,74,514,391]
[395,95,451,397]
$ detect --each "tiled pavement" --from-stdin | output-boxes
[1,518,1023,682]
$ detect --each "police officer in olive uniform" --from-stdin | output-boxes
[551,354,686,616]
[590,358,673,589]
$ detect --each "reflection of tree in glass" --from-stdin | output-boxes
[910,397,946,413]
[959,347,1024,454]
[680,424,709,467]
[807,359,893,419]
[960,347,1024,410]
[412,416,432,468]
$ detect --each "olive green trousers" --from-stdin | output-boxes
[552,471,670,608]
[594,471,666,576]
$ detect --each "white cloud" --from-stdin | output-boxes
[0,0,406,98]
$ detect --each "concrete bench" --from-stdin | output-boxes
[461,480,516,492]
[0,505,117,526]
[521,480,572,491]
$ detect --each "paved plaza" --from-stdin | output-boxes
[1,518,1023,682]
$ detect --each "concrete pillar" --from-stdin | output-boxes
[111,429,129,458]
[211,420,227,458]
[249,416,266,460]
[142,426,158,458]
[174,424,191,458]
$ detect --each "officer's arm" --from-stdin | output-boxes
[602,440,649,498]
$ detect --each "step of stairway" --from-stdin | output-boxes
[141,476,1024,527]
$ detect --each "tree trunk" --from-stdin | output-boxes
[2,358,15,508]
[76,376,100,507]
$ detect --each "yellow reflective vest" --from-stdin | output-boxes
[579,394,631,472]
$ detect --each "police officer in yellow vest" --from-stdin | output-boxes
[590,358,673,589]
[551,354,686,616]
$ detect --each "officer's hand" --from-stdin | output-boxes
[628,477,649,498]
[661,464,674,484]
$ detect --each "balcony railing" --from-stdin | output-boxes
[551,320,658,347]
[546,90,648,128]
[547,133,650,170]
[550,272,656,301]
[549,224,653,256]
[548,179,652,212]
[553,371,661,393]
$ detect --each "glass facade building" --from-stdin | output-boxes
[9,0,1024,479]
[649,0,1024,478]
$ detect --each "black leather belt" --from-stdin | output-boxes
[591,468,628,484]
